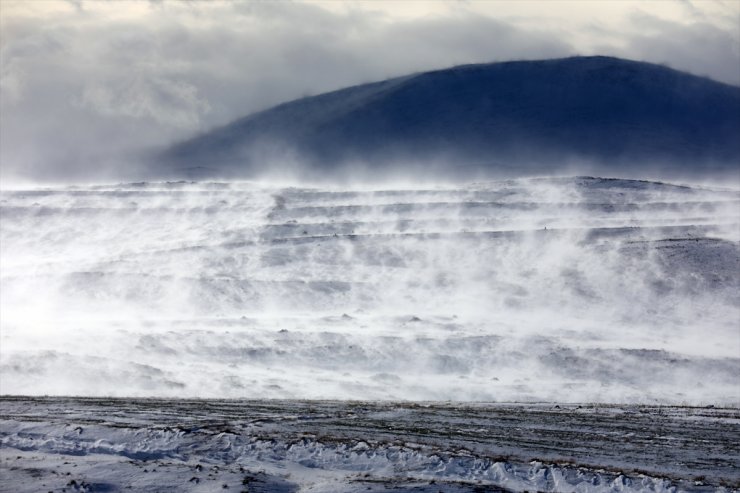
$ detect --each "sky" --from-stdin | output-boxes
[1,0,739,182]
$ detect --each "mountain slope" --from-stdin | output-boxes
[158,56,740,179]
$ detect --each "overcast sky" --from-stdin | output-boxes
[1,0,739,182]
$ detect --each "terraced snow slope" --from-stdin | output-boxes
[1,177,738,403]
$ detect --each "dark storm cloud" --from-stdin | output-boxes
[0,0,737,182]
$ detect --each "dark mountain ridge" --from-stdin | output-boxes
[157,56,740,179]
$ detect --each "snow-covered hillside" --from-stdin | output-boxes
[1,176,738,403]
[158,57,740,180]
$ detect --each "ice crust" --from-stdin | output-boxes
[2,398,738,492]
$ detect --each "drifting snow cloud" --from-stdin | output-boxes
[0,0,738,181]
[79,70,211,128]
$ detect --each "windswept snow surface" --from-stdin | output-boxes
[1,397,739,492]
[1,176,739,403]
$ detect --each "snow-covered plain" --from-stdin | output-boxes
[2,397,739,492]
[1,176,739,403]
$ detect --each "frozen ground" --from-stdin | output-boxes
[1,396,739,492]
[1,176,739,403]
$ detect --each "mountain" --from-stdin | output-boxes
[157,56,740,179]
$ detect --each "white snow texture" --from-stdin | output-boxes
[1,176,738,403]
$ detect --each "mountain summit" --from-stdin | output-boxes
[158,56,740,179]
